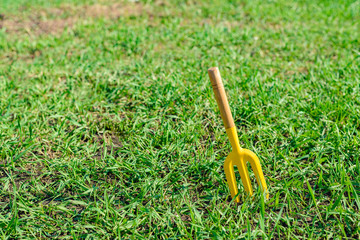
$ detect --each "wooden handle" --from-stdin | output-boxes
[208,67,235,129]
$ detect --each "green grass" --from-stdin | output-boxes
[0,0,359,238]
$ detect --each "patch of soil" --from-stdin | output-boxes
[81,3,144,19]
[0,2,145,35]
[0,17,75,35]
[92,132,123,160]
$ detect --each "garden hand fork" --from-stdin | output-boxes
[208,67,268,203]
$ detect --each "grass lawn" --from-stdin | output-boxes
[0,0,359,238]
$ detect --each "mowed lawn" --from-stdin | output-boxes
[0,0,359,238]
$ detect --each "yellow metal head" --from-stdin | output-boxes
[225,127,269,203]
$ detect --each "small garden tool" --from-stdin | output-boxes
[208,67,268,203]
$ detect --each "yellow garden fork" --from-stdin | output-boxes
[208,67,268,203]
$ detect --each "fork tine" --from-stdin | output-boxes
[243,149,269,199]
[224,155,239,202]
[236,159,253,197]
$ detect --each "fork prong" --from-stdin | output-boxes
[243,149,269,199]
[224,155,240,203]
[236,160,253,197]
